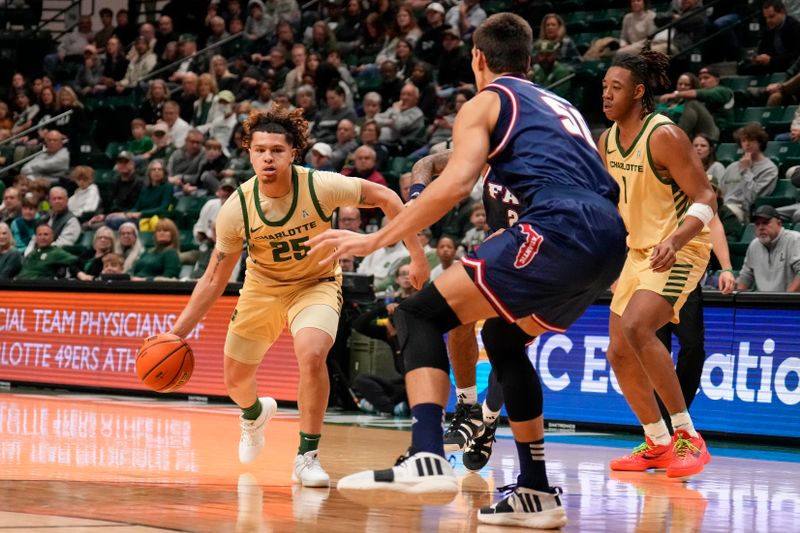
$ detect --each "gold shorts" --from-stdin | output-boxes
[610,242,710,324]
[225,276,343,364]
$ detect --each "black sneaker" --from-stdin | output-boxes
[478,484,567,529]
[443,402,484,452]
[463,418,498,471]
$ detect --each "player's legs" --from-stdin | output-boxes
[444,322,484,452]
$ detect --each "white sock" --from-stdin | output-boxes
[670,410,698,437]
[642,419,671,446]
[456,386,477,405]
[482,400,501,424]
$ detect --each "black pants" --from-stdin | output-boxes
[655,285,706,424]
[352,374,406,414]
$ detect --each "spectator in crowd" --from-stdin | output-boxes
[775,106,800,142]
[11,196,39,252]
[127,118,155,156]
[416,2,447,66]
[115,222,146,273]
[295,84,317,123]
[376,60,403,110]
[176,72,200,122]
[0,222,22,280]
[67,166,101,222]
[94,8,116,51]
[737,205,800,291]
[312,85,358,144]
[375,83,425,155]
[71,225,116,281]
[398,172,412,203]
[44,15,94,77]
[0,187,22,224]
[0,101,12,141]
[657,0,707,55]
[25,186,80,255]
[460,202,488,255]
[307,20,338,58]
[693,134,725,182]
[250,80,275,112]
[192,73,220,126]
[741,0,800,75]
[335,0,365,54]
[618,0,657,56]
[171,35,207,84]
[197,138,230,193]
[53,87,85,165]
[21,130,70,184]
[308,142,335,171]
[219,125,254,181]
[138,122,175,166]
[97,253,131,281]
[244,0,274,43]
[139,79,170,125]
[25,178,51,213]
[210,55,240,94]
[117,36,158,92]
[530,39,573,100]
[262,46,291,90]
[437,26,475,97]
[130,217,181,281]
[539,13,581,67]
[97,37,129,93]
[204,15,230,52]
[409,61,438,120]
[113,9,137,48]
[719,123,779,222]
[283,44,308,99]
[377,7,423,65]
[329,119,359,171]
[200,90,239,151]
[161,100,191,149]
[710,176,743,241]
[89,152,143,229]
[31,86,60,138]
[189,177,238,277]
[430,234,457,281]
[351,262,419,417]
[167,129,206,195]
[446,0,487,44]
[658,71,719,140]
[11,91,39,136]
[662,66,734,139]
[342,145,389,189]
[357,222,410,291]
[351,119,388,171]
[155,15,179,59]
[74,45,104,96]
[336,206,363,233]
[16,224,77,280]
[109,159,174,229]
[361,13,390,62]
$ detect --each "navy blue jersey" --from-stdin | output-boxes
[482,167,523,232]
[483,75,619,212]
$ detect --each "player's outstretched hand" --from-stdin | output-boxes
[718,270,736,294]
[650,239,678,273]
[307,229,380,264]
[408,257,429,289]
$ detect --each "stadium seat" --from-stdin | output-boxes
[715,143,741,167]
[94,168,116,184]
[720,75,758,93]
[167,195,210,229]
[730,223,755,256]
[729,107,782,131]
[764,141,800,167]
[139,231,155,249]
[766,105,798,135]
[79,152,113,169]
[79,230,95,250]
[753,179,798,208]
[179,230,198,251]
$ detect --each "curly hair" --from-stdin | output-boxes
[612,48,671,117]
[242,106,310,155]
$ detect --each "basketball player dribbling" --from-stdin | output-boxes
[599,49,716,478]
[169,107,427,487]
[309,13,627,529]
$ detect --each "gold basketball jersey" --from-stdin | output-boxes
[605,113,710,250]
[215,165,362,286]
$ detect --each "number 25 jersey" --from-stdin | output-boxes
[215,165,362,286]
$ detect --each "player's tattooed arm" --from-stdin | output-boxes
[411,149,453,186]
[209,251,227,278]
[358,193,377,207]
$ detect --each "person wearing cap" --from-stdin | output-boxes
[737,205,800,292]
[244,0,275,42]
[659,65,734,135]
[436,25,475,96]
[529,39,573,100]
[718,123,779,223]
[116,35,157,93]
[198,89,239,151]
[308,142,335,171]
[139,121,175,165]
[416,2,447,65]
[74,44,104,96]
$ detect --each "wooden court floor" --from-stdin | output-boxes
[0,391,798,532]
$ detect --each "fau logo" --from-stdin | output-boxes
[514,224,543,269]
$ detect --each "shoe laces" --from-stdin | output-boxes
[394,447,415,466]
[673,436,700,459]
[445,403,472,434]
[497,482,518,495]
[629,441,651,456]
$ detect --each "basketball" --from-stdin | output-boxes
[136,333,194,393]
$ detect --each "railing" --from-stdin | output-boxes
[0,109,73,148]
[36,0,93,41]
[0,148,45,175]
[671,5,762,63]
[646,0,726,58]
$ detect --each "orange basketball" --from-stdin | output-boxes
[136,333,194,393]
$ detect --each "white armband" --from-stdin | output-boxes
[685,202,714,226]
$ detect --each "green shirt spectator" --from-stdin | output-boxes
[529,40,573,100]
[130,217,182,281]
[16,224,77,280]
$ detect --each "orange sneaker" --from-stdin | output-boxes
[666,430,711,478]
[610,437,673,471]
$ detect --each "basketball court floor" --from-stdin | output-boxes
[1,391,798,532]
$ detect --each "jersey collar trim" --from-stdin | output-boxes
[615,112,657,158]
[252,165,300,227]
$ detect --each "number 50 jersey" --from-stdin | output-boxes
[215,165,362,286]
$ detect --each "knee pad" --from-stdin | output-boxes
[481,318,543,421]
[395,284,461,373]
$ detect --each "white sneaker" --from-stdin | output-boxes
[292,450,331,487]
[238,397,278,464]
[477,485,567,529]
[336,448,458,506]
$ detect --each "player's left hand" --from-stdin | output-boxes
[307,229,380,264]
[408,256,429,289]
[718,270,736,294]
[650,239,678,272]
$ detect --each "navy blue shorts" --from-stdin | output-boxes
[462,190,627,332]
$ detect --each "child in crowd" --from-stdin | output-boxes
[460,201,488,255]
[127,118,154,155]
[11,196,39,251]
